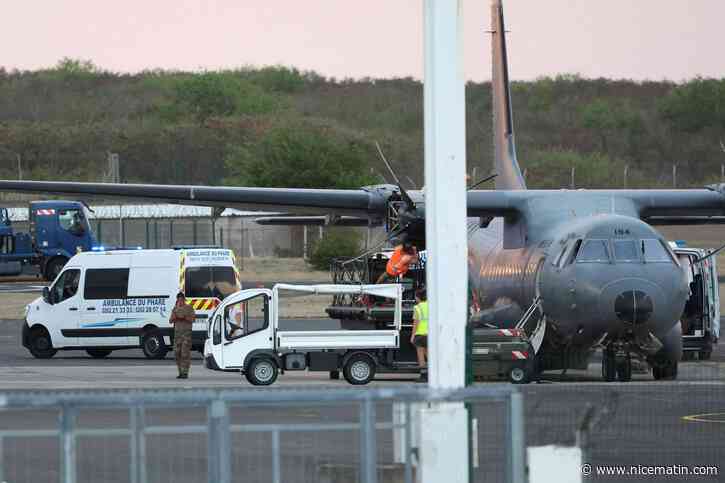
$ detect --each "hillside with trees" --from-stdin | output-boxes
[1,58,725,190]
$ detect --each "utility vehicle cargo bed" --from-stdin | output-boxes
[276,330,399,351]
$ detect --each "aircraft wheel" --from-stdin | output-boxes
[602,348,616,382]
[86,349,112,359]
[616,356,632,382]
[245,358,278,386]
[141,330,168,359]
[343,353,376,385]
[653,360,678,380]
[28,328,57,359]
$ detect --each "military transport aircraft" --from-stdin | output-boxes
[2,0,724,381]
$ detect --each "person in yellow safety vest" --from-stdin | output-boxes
[410,288,428,382]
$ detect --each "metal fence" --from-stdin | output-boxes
[0,386,524,483]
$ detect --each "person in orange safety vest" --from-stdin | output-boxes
[376,241,417,283]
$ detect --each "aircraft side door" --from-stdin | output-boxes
[219,293,272,369]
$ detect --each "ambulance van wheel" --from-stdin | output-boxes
[343,353,376,385]
[245,358,278,386]
[141,330,168,359]
[86,349,112,359]
[508,364,530,384]
[29,328,57,359]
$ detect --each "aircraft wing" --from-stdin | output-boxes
[629,187,725,224]
[0,180,389,218]
[254,216,372,226]
[0,180,525,220]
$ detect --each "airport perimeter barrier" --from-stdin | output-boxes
[0,385,524,483]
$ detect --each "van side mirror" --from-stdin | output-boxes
[42,287,52,304]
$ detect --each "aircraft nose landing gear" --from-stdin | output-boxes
[602,344,632,382]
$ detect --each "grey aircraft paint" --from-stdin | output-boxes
[3,0,725,379]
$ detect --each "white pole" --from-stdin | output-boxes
[421,1,469,482]
[303,225,308,259]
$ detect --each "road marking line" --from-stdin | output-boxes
[682,412,725,423]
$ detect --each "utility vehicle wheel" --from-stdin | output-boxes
[343,353,376,385]
[329,370,340,380]
[508,365,530,384]
[245,358,278,386]
[141,331,168,359]
[86,349,112,359]
[29,328,57,359]
[602,349,616,382]
[44,258,67,282]
[616,356,632,382]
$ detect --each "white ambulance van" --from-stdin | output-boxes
[22,248,240,359]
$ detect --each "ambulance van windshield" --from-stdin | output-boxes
[185,266,237,299]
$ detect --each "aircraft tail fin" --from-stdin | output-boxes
[491,0,526,190]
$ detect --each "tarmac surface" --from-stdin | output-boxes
[1,318,724,482]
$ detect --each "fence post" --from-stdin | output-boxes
[0,435,4,483]
[505,392,526,483]
[272,429,281,483]
[170,219,175,247]
[359,398,378,483]
[145,221,150,249]
[404,403,413,483]
[97,220,103,245]
[130,405,147,483]
[154,221,159,249]
[59,406,77,483]
[208,399,231,483]
[193,220,198,246]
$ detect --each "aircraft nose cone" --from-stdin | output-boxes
[614,290,653,325]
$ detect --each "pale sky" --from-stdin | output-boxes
[2,1,723,81]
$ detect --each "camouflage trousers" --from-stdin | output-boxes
[174,324,192,376]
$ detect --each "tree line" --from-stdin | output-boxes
[1,58,725,190]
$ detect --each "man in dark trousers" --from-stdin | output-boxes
[170,292,196,379]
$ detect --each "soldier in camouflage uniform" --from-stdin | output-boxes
[170,292,196,379]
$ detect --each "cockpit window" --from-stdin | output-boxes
[642,239,672,263]
[576,239,610,263]
[613,240,639,262]
[553,243,568,267]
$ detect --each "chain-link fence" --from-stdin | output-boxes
[89,218,319,259]
[0,386,524,483]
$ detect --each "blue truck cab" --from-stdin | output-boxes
[0,201,96,280]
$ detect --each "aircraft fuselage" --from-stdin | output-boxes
[466,191,688,369]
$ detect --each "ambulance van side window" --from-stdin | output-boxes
[52,269,81,303]
[84,269,130,299]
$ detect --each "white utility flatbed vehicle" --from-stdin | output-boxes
[203,283,403,385]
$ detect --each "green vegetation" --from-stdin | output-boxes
[224,121,378,189]
[1,60,725,189]
[308,230,362,271]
